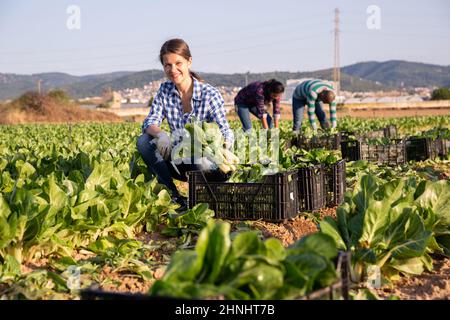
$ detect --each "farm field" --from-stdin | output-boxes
[0,116,449,300]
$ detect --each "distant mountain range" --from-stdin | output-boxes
[0,60,449,101]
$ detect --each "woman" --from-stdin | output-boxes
[137,39,234,212]
[234,79,285,131]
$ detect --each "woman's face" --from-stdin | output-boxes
[162,53,192,85]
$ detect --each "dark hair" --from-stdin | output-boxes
[264,79,284,96]
[159,38,203,81]
[319,90,336,104]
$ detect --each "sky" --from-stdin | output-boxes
[0,0,449,75]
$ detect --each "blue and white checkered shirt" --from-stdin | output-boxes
[142,77,234,145]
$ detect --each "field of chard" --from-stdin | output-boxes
[0,116,449,300]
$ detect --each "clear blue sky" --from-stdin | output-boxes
[0,0,449,75]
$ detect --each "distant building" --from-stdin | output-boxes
[360,97,377,103]
[377,97,397,103]
[102,88,122,109]
[407,95,424,102]
[343,98,362,104]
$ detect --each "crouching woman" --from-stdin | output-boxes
[136,38,234,212]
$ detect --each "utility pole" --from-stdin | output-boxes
[333,8,341,97]
[245,71,250,86]
[37,79,42,95]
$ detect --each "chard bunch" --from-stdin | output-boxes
[172,118,239,174]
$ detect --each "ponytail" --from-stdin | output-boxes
[190,71,203,82]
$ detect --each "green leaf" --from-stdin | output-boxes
[161,250,201,283]
[229,263,284,299]
[264,238,286,262]
[289,233,338,260]
[436,234,450,257]
[200,220,231,283]
[389,257,425,275]
[319,217,347,250]
[0,255,21,281]
[227,231,262,261]
[0,194,11,219]
[415,180,450,226]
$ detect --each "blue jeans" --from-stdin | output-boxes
[292,96,328,131]
[137,134,222,197]
[236,104,272,131]
[137,133,202,197]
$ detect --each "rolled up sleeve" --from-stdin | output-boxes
[142,87,165,133]
[273,98,281,119]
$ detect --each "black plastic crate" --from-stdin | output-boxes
[308,134,341,150]
[324,160,346,207]
[363,129,385,139]
[297,164,326,212]
[405,137,437,162]
[383,125,397,139]
[188,170,299,221]
[434,138,450,157]
[360,139,406,165]
[340,140,361,162]
[341,126,397,142]
[291,134,341,150]
[339,131,355,142]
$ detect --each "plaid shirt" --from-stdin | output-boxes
[142,78,234,144]
[234,81,281,119]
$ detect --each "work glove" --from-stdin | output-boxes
[156,131,171,160]
[224,139,233,150]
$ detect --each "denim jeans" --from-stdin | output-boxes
[236,104,272,132]
[292,96,328,131]
[137,133,207,197]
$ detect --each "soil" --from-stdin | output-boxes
[96,266,153,294]
[373,257,450,300]
[232,207,337,247]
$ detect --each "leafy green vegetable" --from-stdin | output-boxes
[150,220,340,299]
[319,174,450,282]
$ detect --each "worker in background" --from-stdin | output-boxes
[292,79,337,132]
[234,79,285,131]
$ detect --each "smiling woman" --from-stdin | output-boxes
[136,38,234,213]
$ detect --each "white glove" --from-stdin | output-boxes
[156,131,171,160]
[224,139,233,150]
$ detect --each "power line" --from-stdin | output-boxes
[0,30,330,66]
[6,33,331,75]
[0,15,330,56]
[333,8,341,96]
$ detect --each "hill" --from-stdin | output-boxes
[0,91,122,124]
[341,60,450,88]
[1,60,449,100]
[0,71,134,101]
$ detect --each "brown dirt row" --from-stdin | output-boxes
[373,258,450,300]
